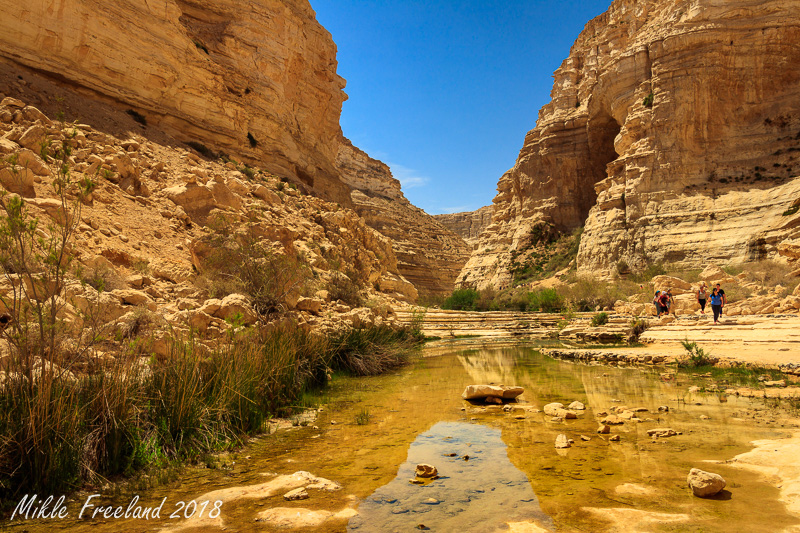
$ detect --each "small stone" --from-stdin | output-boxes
[658,405,670,412]
[415,464,438,478]
[580,435,591,441]
[597,424,611,434]
[555,434,571,449]
[568,401,586,410]
[609,435,621,442]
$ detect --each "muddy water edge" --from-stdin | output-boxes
[4,342,800,532]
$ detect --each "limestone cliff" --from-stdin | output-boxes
[433,206,493,247]
[0,0,351,204]
[337,140,470,297]
[459,0,800,289]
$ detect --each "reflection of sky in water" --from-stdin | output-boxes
[349,421,554,532]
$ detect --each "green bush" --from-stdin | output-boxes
[442,288,480,311]
[643,92,654,108]
[526,288,563,312]
[590,312,609,327]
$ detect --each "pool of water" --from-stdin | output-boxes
[6,344,799,532]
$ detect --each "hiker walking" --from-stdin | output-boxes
[710,287,724,324]
[715,283,727,314]
[653,290,662,317]
[697,283,708,314]
[657,290,670,317]
[665,289,675,315]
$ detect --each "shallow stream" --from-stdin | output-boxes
[6,343,799,532]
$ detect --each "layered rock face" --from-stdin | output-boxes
[0,0,351,204]
[434,206,494,247]
[337,141,471,297]
[460,0,800,288]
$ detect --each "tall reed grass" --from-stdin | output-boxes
[0,322,420,502]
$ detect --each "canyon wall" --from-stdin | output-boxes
[337,140,470,297]
[434,206,494,247]
[0,0,474,299]
[1,0,352,204]
[459,0,800,289]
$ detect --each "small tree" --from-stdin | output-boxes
[0,129,95,380]
[200,214,310,316]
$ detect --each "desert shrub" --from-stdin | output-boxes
[628,317,650,342]
[200,217,310,316]
[526,288,563,312]
[442,288,480,311]
[747,260,794,288]
[475,286,500,311]
[562,277,626,311]
[326,271,363,307]
[643,92,654,108]
[677,340,715,368]
[239,164,256,180]
[590,312,609,327]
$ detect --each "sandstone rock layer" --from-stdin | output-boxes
[460,0,800,288]
[434,206,494,247]
[1,0,351,203]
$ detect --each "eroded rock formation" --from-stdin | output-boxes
[337,140,470,297]
[460,0,800,288]
[434,206,493,247]
[1,0,351,203]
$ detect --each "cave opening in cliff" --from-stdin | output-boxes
[583,111,622,219]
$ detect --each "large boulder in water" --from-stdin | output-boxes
[462,384,524,401]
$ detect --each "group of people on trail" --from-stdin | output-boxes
[653,283,727,324]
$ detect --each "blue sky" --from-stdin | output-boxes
[312,1,612,215]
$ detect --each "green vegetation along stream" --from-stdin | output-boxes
[5,343,799,532]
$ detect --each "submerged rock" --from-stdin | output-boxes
[648,428,679,438]
[462,384,524,401]
[415,464,438,479]
[283,487,309,501]
[687,468,726,497]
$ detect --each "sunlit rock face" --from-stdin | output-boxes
[459,0,800,288]
[434,206,494,247]
[0,0,352,204]
[337,140,471,298]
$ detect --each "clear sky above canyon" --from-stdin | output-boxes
[312,0,612,215]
